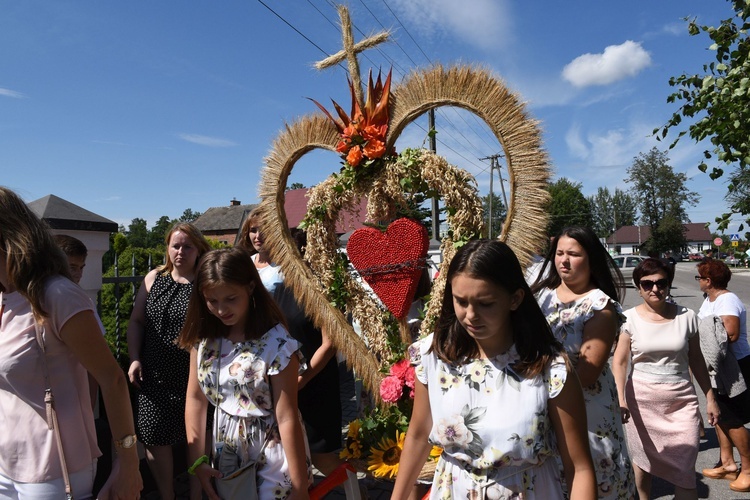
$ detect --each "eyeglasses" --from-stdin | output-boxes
[694,276,708,281]
[639,279,669,290]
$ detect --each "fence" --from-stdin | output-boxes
[98,253,162,363]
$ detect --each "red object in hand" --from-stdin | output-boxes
[346,218,429,319]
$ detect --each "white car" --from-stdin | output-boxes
[612,255,646,286]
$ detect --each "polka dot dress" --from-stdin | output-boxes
[136,272,192,446]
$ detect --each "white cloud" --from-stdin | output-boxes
[0,88,26,99]
[387,0,512,52]
[177,133,237,147]
[562,41,652,88]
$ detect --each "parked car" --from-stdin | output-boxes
[688,253,704,261]
[612,255,647,286]
[726,255,740,266]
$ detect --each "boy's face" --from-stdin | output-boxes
[67,255,86,284]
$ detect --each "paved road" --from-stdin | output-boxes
[622,262,750,499]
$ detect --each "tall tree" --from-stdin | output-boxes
[658,1,750,231]
[126,217,149,248]
[287,182,306,190]
[177,208,202,223]
[625,147,700,253]
[588,187,638,238]
[546,178,593,237]
[481,192,507,238]
[148,215,172,247]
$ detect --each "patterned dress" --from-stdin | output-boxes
[537,288,634,499]
[409,335,568,499]
[137,272,192,446]
[197,325,313,499]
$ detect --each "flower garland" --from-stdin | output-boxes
[302,69,483,478]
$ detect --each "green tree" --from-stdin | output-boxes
[659,1,750,230]
[148,215,172,247]
[177,208,202,223]
[288,182,306,190]
[588,187,638,238]
[481,192,507,238]
[126,217,149,248]
[626,148,700,253]
[546,178,593,236]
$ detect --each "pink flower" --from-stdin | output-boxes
[390,358,411,381]
[380,375,403,403]
[404,365,416,389]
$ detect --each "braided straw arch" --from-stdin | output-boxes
[388,64,550,269]
[257,65,550,400]
[256,116,386,396]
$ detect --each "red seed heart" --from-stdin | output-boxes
[346,218,429,319]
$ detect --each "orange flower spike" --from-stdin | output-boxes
[366,69,392,129]
[307,97,346,134]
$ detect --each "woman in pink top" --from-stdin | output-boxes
[0,187,142,499]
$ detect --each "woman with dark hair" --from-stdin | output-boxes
[393,239,595,499]
[0,187,142,498]
[532,226,633,498]
[613,258,718,499]
[696,259,750,491]
[126,222,211,500]
[180,247,312,499]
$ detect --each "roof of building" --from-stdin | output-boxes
[606,223,712,244]
[194,189,370,239]
[192,202,256,233]
[28,194,118,232]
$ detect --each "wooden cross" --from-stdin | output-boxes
[315,5,389,109]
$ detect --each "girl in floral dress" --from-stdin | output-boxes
[532,226,634,499]
[180,247,312,500]
[393,239,596,499]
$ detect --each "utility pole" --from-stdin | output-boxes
[428,109,439,243]
[479,153,506,239]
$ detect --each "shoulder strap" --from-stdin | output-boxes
[34,321,73,500]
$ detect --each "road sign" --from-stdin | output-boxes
[733,241,739,247]
[714,237,723,246]
[730,233,741,241]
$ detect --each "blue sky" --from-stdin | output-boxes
[0,1,741,234]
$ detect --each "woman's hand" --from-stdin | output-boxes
[128,360,143,389]
[194,464,222,500]
[619,401,630,424]
[97,454,143,500]
[706,390,721,427]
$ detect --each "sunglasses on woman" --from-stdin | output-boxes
[639,279,669,290]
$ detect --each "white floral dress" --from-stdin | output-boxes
[536,288,634,499]
[409,334,568,499]
[196,324,313,499]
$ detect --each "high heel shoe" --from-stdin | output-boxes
[702,465,739,480]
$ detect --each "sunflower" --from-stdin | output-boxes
[340,420,363,459]
[428,445,443,461]
[367,430,405,479]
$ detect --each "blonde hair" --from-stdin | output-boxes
[0,187,71,319]
[160,222,211,275]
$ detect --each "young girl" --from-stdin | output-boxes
[180,247,312,500]
[392,239,596,499]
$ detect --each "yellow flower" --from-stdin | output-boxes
[428,445,443,461]
[367,431,405,479]
[340,420,363,459]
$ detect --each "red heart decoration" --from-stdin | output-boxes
[346,218,429,319]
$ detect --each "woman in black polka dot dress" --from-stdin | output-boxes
[127,223,210,500]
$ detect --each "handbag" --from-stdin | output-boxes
[34,320,74,500]
[212,340,271,500]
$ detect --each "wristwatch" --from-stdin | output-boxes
[114,434,138,450]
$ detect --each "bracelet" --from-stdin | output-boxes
[188,455,210,475]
